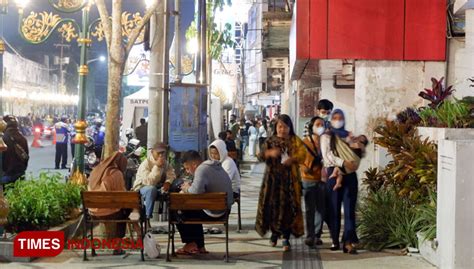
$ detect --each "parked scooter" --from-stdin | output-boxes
[120,128,145,190]
[69,136,99,178]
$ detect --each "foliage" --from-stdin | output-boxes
[358,188,419,251]
[419,101,472,128]
[185,0,236,60]
[414,189,437,242]
[5,172,84,233]
[374,121,437,203]
[396,107,421,126]
[361,167,385,193]
[418,77,455,108]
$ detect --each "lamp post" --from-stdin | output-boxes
[15,0,93,173]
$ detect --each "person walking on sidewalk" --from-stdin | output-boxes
[321,109,360,254]
[54,116,69,169]
[248,121,258,157]
[300,116,326,248]
[256,114,306,251]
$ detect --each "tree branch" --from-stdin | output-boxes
[95,0,112,48]
[125,0,159,54]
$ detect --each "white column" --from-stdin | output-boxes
[437,139,474,269]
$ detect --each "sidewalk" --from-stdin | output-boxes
[1,159,436,268]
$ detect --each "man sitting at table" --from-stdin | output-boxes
[176,150,233,255]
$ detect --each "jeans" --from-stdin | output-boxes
[327,168,359,245]
[140,185,158,218]
[0,173,24,185]
[302,180,326,240]
[176,210,214,248]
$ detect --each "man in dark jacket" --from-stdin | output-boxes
[1,116,29,184]
[134,118,148,147]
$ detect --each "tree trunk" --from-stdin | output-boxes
[103,0,124,159]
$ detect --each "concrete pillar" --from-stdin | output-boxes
[354,61,445,176]
[454,8,474,98]
[437,139,474,269]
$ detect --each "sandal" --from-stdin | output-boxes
[210,227,222,234]
[176,243,199,255]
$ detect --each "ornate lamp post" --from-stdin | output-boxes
[15,0,96,173]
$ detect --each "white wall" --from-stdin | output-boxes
[453,9,474,98]
[354,60,446,176]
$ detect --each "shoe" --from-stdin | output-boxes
[270,234,278,247]
[282,239,291,252]
[330,244,340,251]
[315,238,323,245]
[344,243,358,254]
[304,238,314,247]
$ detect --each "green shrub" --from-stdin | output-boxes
[358,188,419,251]
[5,172,84,233]
[414,190,437,242]
[419,101,472,128]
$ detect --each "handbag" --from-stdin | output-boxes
[143,232,161,258]
[8,135,29,163]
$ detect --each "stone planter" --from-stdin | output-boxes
[417,232,439,267]
[0,214,83,262]
[417,127,474,143]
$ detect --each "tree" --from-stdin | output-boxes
[94,0,158,158]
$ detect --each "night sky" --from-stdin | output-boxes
[0,0,196,105]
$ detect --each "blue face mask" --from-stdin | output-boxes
[312,126,325,136]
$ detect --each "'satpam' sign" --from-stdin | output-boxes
[130,99,148,105]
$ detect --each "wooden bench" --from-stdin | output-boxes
[166,192,230,262]
[81,191,147,261]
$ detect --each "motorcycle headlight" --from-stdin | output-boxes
[87,153,97,165]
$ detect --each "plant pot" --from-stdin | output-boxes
[417,232,439,267]
[417,127,474,143]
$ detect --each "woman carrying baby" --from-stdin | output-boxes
[320,109,361,254]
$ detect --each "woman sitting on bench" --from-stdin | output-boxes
[88,151,130,255]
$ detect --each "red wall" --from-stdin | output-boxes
[295,0,446,61]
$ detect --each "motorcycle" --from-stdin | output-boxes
[69,136,99,178]
[120,128,145,190]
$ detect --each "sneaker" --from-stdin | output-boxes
[282,239,291,252]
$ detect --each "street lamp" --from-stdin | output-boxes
[87,55,106,65]
[15,0,93,174]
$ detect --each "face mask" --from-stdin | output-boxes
[321,114,329,121]
[313,126,325,136]
[331,120,344,129]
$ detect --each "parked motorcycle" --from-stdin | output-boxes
[120,128,145,190]
[68,136,99,178]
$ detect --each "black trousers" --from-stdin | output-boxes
[71,143,75,158]
[55,143,68,168]
[176,210,214,248]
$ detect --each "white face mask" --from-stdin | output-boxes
[331,120,344,129]
[312,126,325,136]
[321,114,330,121]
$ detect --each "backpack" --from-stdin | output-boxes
[143,232,161,258]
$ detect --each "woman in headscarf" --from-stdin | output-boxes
[1,115,29,185]
[256,114,306,252]
[88,152,129,255]
[320,109,359,254]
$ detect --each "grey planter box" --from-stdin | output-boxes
[417,232,439,267]
[0,215,83,262]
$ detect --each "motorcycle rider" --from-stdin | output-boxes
[54,116,69,169]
